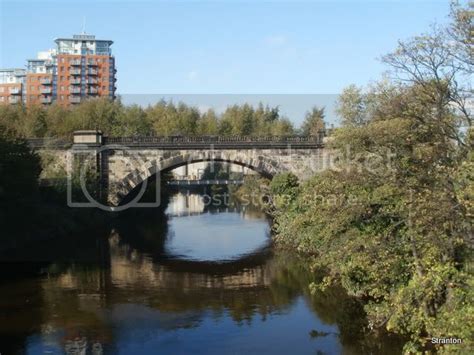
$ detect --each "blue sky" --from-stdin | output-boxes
[0,0,451,124]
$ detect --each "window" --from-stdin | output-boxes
[0,87,4,93]
[60,95,64,100]
[60,86,65,91]
[30,86,35,91]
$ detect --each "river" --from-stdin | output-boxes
[0,190,403,354]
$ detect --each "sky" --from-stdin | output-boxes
[0,0,452,124]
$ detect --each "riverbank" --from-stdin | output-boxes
[0,186,110,255]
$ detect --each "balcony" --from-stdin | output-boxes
[40,97,52,104]
[40,78,52,85]
[70,69,81,75]
[40,87,52,94]
[88,87,99,95]
[88,69,98,75]
[70,78,81,85]
[70,59,81,66]
[87,60,98,66]
[87,78,98,85]
[9,87,21,95]
[69,96,81,104]
[69,87,81,94]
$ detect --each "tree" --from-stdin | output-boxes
[0,127,42,240]
[220,104,255,135]
[197,109,219,135]
[336,84,368,127]
[301,106,325,135]
[114,104,151,136]
[270,172,299,207]
[382,3,473,143]
[271,118,295,136]
[273,3,473,352]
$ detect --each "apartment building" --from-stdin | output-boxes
[0,69,26,105]
[1,34,116,106]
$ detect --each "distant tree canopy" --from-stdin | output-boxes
[0,100,312,138]
[301,106,326,135]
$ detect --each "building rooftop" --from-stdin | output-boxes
[54,34,113,45]
[0,68,25,72]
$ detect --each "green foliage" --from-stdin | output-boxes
[270,172,299,196]
[0,127,41,207]
[231,175,271,209]
[201,162,230,180]
[336,84,369,127]
[270,173,299,208]
[301,106,326,135]
[0,127,41,247]
[0,98,298,138]
[273,3,473,352]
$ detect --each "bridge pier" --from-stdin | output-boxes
[71,130,107,204]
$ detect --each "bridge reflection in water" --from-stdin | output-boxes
[165,191,262,219]
[0,191,404,355]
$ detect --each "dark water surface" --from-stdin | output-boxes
[0,192,403,354]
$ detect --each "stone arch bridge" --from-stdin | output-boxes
[29,131,332,207]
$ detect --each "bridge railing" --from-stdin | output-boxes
[27,131,328,149]
[27,137,71,149]
[103,134,325,146]
[167,179,244,186]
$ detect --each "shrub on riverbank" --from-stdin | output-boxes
[272,111,473,353]
[0,127,110,252]
[272,3,473,352]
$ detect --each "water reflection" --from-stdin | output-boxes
[0,191,403,354]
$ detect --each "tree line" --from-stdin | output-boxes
[0,99,326,138]
[271,2,473,353]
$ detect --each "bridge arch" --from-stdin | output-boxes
[112,150,288,206]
